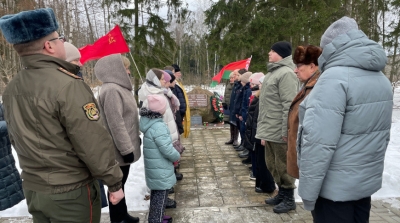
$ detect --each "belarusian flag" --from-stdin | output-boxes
[210,57,252,87]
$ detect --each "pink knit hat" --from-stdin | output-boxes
[147,94,167,114]
[162,70,171,83]
[249,72,265,85]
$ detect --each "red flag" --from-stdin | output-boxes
[79,25,130,64]
[210,57,251,87]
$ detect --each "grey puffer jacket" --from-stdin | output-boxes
[297,30,393,211]
[256,56,298,143]
[95,54,141,166]
[0,104,24,210]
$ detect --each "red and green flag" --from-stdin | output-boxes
[210,57,252,87]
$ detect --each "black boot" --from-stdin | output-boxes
[225,125,234,144]
[175,172,183,181]
[232,126,239,146]
[273,188,296,213]
[124,214,140,223]
[265,187,284,205]
[238,149,249,158]
[166,197,177,209]
[242,156,251,164]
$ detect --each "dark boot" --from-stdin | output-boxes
[242,156,251,164]
[273,188,296,213]
[232,126,239,146]
[265,187,284,205]
[166,197,177,209]
[225,125,234,144]
[175,172,183,181]
[124,214,140,223]
[238,149,249,158]
[235,145,245,151]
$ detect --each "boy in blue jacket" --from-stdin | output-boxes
[139,95,180,223]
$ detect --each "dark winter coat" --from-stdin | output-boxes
[232,83,244,118]
[244,93,261,150]
[0,104,24,211]
[223,81,233,122]
[240,83,252,122]
[171,84,186,118]
[170,86,184,134]
[229,81,241,125]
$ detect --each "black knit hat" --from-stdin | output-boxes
[271,41,292,58]
[171,64,180,72]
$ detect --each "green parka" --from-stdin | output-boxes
[2,54,123,194]
[255,56,298,143]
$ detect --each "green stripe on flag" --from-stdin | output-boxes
[222,70,232,79]
[210,81,218,87]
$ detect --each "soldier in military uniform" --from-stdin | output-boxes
[0,8,124,223]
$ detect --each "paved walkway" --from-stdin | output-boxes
[1,128,400,222]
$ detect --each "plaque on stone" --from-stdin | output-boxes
[188,94,208,107]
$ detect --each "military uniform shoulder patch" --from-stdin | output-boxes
[83,103,100,121]
[58,67,82,79]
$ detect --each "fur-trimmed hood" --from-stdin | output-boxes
[139,108,164,134]
[139,107,163,119]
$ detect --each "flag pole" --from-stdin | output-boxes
[128,52,143,83]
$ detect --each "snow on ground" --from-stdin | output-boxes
[1,84,400,217]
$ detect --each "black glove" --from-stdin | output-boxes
[122,152,134,163]
[222,103,228,110]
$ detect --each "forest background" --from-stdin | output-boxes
[1,0,400,94]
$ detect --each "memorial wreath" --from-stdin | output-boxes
[210,92,224,122]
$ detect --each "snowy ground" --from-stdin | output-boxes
[1,84,399,217]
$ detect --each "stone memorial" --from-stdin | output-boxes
[187,87,216,123]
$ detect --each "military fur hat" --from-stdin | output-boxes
[0,8,59,44]
[293,45,322,66]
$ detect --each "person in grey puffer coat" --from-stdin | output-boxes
[297,17,393,223]
[0,103,24,211]
[95,54,141,223]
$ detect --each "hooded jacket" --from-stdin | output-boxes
[95,54,141,166]
[138,71,179,143]
[256,56,298,143]
[139,108,180,190]
[297,30,393,211]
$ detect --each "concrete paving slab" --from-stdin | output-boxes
[2,128,400,223]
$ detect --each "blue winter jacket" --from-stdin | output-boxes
[240,83,252,122]
[229,81,241,125]
[297,30,393,211]
[0,104,24,210]
[139,108,180,190]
